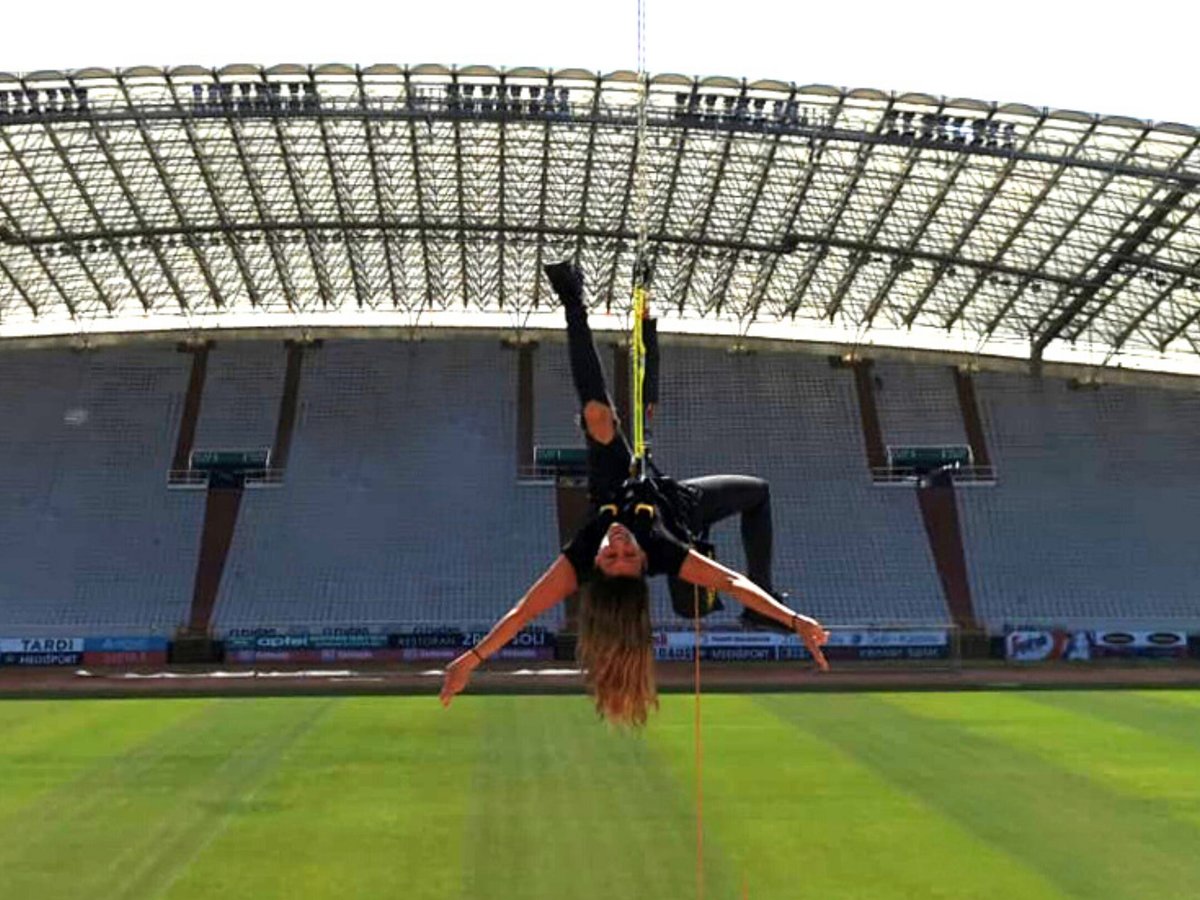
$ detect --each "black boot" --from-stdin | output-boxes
[544,261,584,307]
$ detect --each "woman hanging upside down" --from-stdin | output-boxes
[440,262,829,726]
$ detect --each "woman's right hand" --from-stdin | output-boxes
[439,653,479,708]
[793,614,831,673]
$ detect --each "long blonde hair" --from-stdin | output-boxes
[577,575,658,727]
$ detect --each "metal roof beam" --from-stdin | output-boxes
[404,69,435,317]
[314,102,369,309]
[16,100,1199,190]
[0,128,108,313]
[975,121,1130,336]
[571,76,604,266]
[268,90,335,309]
[829,100,920,322]
[1,219,804,258]
[222,113,299,311]
[1017,128,1155,340]
[113,72,232,312]
[792,99,888,317]
[450,74,470,309]
[1033,186,1190,357]
[1082,137,1200,348]
[355,69,401,309]
[647,116,691,310]
[166,75,262,307]
[746,87,817,321]
[85,82,200,311]
[37,121,153,312]
[864,129,976,327]
[931,113,1054,329]
[678,84,746,312]
[600,100,645,310]
[497,79,508,311]
[530,80,554,308]
[0,255,38,315]
[0,192,71,315]
[712,125,784,321]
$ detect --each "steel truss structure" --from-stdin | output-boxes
[0,63,1198,373]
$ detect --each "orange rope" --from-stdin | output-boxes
[693,585,704,900]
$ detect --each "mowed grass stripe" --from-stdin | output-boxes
[1133,688,1200,711]
[967,691,1200,830]
[162,696,484,900]
[463,696,702,900]
[0,698,331,900]
[0,699,206,822]
[882,691,1200,822]
[783,693,1199,900]
[651,694,1062,900]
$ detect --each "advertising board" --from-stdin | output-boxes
[1006,629,1188,661]
[81,636,170,666]
[0,638,84,666]
[651,629,949,662]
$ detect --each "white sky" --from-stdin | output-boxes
[2,0,1197,126]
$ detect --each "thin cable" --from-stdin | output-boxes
[630,0,651,475]
[693,584,705,900]
[632,0,651,288]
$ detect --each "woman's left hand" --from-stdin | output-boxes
[793,614,831,672]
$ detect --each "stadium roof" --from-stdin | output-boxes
[0,63,1198,374]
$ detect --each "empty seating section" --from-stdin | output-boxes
[873,361,967,451]
[213,340,557,631]
[958,373,1200,630]
[0,335,1197,636]
[0,346,200,635]
[191,341,283,455]
[645,345,947,626]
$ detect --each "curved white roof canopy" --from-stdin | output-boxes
[0,65,1198,374]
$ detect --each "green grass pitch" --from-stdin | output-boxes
[1,690,1198,899]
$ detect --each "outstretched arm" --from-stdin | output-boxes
[677,551,830,672]
[440,555,579,707]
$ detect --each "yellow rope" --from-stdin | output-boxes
[631,283,648,469]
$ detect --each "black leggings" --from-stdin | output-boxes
[564,301,775,596]
[680,475,774,593]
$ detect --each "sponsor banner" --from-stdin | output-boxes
[83,636,169,653]
[227,648,408,664]
[82,651,169,666]
[655,630,784,649]
[390,628,464,650]
[654,629,947,649]
[395,627,554,649]
[223,626,386,639]
[1091,630,1187,659]
[826,630,948,649]
[1006,629,1188,661]
[402,646,556,661]
[390,627,556,653]
[652,629,949,662]
[654,646,777,662]
[1005,630,1084,662]
[229,646,557,663]
[225,633,390,651]
[1,651,83,666]
[0,637,84,654]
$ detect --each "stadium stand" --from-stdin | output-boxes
[0,345,201,635]
[212,339,557,632]
[959,371,1200,631]
[1,336,1198,636]
[628,344,948,626]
